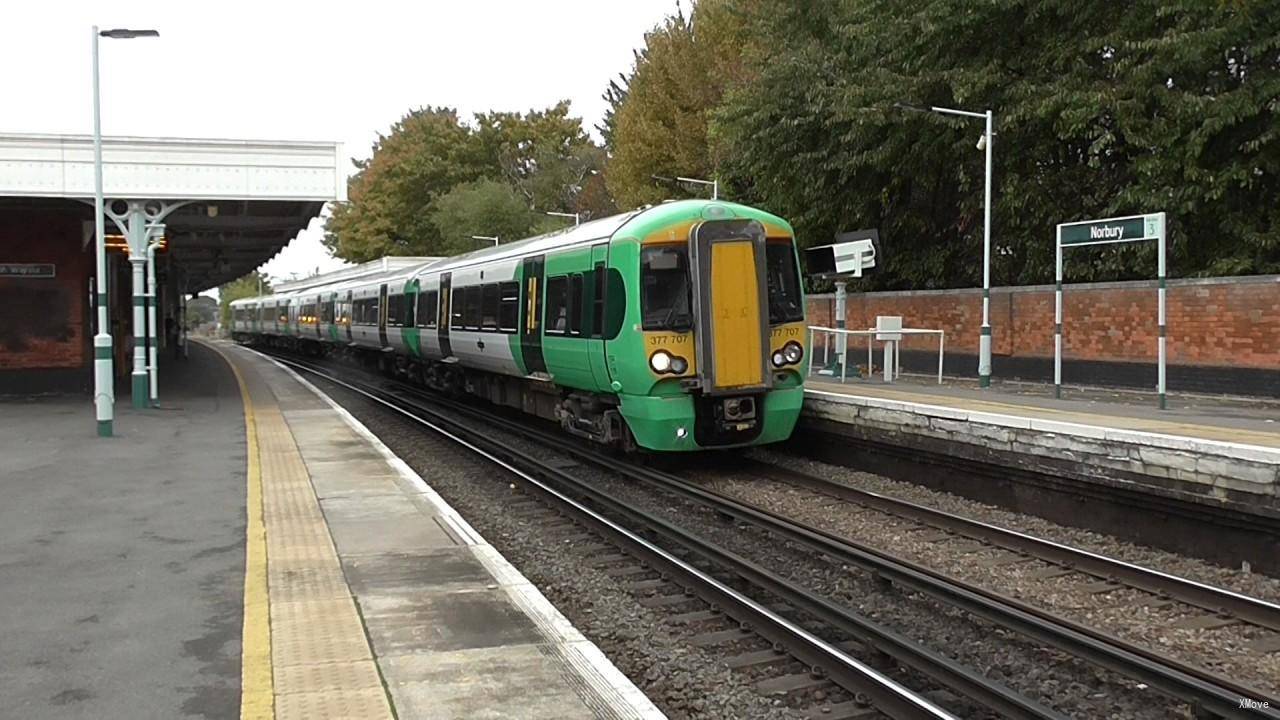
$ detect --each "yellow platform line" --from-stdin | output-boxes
[211,343,274,720]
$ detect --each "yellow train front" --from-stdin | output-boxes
[604,200,808,451]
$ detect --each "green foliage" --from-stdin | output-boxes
[218,271,270,327]
[605,0,750,208]
[431,180,539,255]
[712,0,1280,288]
[326,103,610,262]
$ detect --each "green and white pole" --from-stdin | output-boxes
[128,204,149,409]
[1054,237,1062,399]
[91,26,114,437]
[833,280,846,376]
[146,235,160,406]
[1156,212,1167,410]
[978,109,994,388]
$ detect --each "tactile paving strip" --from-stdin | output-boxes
[245,358,394,719]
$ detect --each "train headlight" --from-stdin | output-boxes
[650,350,673,373]
[783,341,804,365]
[771,350,786,368]
[670,356,688,374]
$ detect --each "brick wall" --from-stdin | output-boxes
[807,275,1280,370]
[0,210,90,371]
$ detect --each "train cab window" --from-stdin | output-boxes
[418,290,438,329]
[544,276,568,334]
[480,284,499,330]
[322,300,334,323]
[463,286,482,330]
[497,282,519,332]
[640,246,691,331]
[765,242,805,324]
[450,288,464,330]
[567,273,584,335]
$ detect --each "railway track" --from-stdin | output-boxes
[260,349,1280,719]
[261,352,970,719]
[735,461,1280,637]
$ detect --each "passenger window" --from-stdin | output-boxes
[451,288,465,330]
[418,290,438,329]
[544,276,568,334]
[481,284,499,330]
[463,286,482,330]
[498,282,519,332]
[568,273,584,335]
[387,295,401,327]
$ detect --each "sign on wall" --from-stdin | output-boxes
[0,263,56,278]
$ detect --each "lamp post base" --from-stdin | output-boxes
[132,372,149,409]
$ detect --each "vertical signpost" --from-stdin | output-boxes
[1055,212,1167,408]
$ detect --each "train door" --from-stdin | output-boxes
[437,273,453,359]
[587,244,613,388]
[378,283,389,348]
[518,256,546,376]
[344,291,353,343]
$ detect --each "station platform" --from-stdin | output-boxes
[800,376,1280,518]
[0,340,661,719]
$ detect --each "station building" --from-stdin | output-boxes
[0,133,345,394]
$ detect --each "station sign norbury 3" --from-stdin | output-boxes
[1059,213,1164,246]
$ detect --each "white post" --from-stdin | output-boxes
[91,26,114,437]
[840,331,849,384]
[146,241,159,406]
[937,331,945,384]
[1157,212,1167,410]
[1054,235,1063,399]
[883,341,892,383]
[833,281,847,374]
[127,205,149,409]
[978,109,994,388]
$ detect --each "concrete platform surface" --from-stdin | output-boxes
[0,342,247,720]
[218,341,664,720]
[806,376,1280,448]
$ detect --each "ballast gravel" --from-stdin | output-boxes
[309,377,803,720]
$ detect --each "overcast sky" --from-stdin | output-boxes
[3,0,677,292]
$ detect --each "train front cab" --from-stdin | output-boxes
[612,203,806,452]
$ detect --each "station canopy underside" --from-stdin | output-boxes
[0,133,346,291]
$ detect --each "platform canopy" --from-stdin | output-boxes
[0,132,347,290]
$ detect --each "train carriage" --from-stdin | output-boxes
[235,199,807,452]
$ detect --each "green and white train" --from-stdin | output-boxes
[231,199,808,452]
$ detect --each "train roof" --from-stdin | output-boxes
[227,199,794,306]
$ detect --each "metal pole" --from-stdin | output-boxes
[127,205,149,408]
[1054,235,1063,399]
[833,280,847,375]
[937,331,945,384]
[146,240,159,406]
[1157,212,1167,410]
[91,26,114,437]
[978,109,994,388]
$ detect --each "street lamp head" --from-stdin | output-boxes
[892,101,929,114]
[100,28,159,39]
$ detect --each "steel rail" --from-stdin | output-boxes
[367,374,1280,720]
[264,351,1280,720]
[745,461,1280,634]
[259,352,958,720]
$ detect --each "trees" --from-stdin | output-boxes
[714,0,1280,288]
[325,103,610,262]
[218,271,270,327]
[604,0,749,208]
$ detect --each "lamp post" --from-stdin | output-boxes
[92,25,159,437]
[894,102,995,387]
[471,235,500,247]
[545,211,580,226]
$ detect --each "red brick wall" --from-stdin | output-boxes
[0,210,90,371]
[807,275,1280,369]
